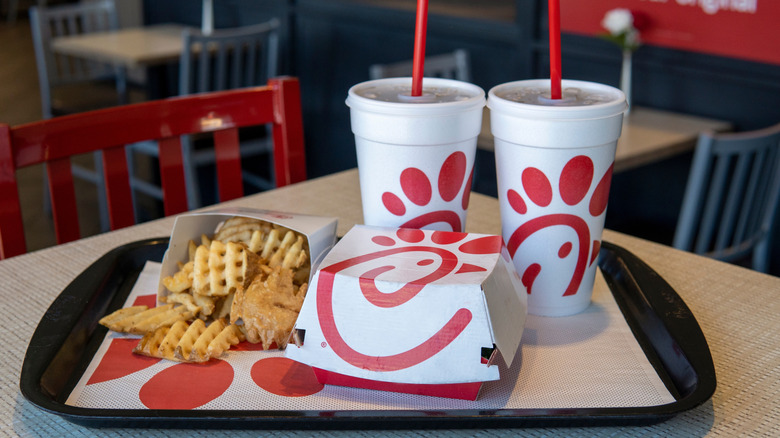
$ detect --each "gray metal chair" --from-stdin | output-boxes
[29,0,127,231]
[30,0,128,118]
[5,0,44,24]
[128,19,280,209]
[369,49,471,81]
[673,122,780,272]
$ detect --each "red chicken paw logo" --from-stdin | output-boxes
[381,152,473,232]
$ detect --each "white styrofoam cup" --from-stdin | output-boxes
[488,79,626,316]
[347,77,485,232]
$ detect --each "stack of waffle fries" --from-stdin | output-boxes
[99,217,310,363]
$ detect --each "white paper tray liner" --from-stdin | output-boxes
[67,261,674,411]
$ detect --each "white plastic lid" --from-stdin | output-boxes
[346,77,486,117]
[488,79,627,121]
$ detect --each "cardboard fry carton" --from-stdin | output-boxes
[157,207,338,303]
[285,225,528,400]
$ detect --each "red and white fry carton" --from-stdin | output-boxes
[285,225,528,400]
[157,207,338,302]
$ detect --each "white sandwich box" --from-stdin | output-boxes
[285,225,528,400]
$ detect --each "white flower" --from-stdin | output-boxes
[601,8,635,35]
[624,29,640,47]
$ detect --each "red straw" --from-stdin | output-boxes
[411,0,429,96]
[548,0,562,99]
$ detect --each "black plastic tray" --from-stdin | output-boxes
[20,238,716,429]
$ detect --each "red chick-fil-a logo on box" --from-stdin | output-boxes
[314,228,501,371]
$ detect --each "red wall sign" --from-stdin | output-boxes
[560,0,780,65]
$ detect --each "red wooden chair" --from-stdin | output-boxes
[0,77,306,260]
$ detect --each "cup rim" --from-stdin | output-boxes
[487,79,627,121]
[347,77,486,116]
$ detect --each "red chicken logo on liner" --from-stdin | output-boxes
[86,294,324,410]
[505,155,612,297]
[381,151,474,232]
[315,228,502,372]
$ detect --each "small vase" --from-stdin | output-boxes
[620,50,632,115]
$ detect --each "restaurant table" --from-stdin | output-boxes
[51,24,188,68]
[51,24,189,99]
[478,106,733,173]
[5,169,779,436]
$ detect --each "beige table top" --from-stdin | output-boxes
[478,106,733,173]
[5,169,779,436]
[51,24,187,68]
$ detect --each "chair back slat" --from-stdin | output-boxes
[52,18,75,81]
[197,44,211,93]
[733,150,762,246]
[157,137,189,217]
[218,44,231,90]
[694,155,730,254]
[46,158,81,244]
[673,140,710,251]
[746,150,767,240]
[0,126,26,259]
[214,128,244,202]
[243,39,258,88]
[0,78,306,260]
[715,153,751,251]
[101,146,135,230]
[272,78,307,187]
[755,147,779,229]
[674,122,780,271]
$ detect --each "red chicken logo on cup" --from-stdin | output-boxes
[505,155,612,298]
[381,152,474,232]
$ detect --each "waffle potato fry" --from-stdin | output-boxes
[164,291,204,315]
[214,217,272,244]
[259,229,283,260]
[207,323,245,358]
[247,230,264,253]
[188,318,230,362]
[272,233,309,285]
[161,261,193,293]
[100,304,193,335]
[174,319,208,361]
[129,304,194,335]
[192,240,262,297]
[160,320,190,359]
[99,305,148,329]
[134,325,172,359]
[188,240,198,262]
